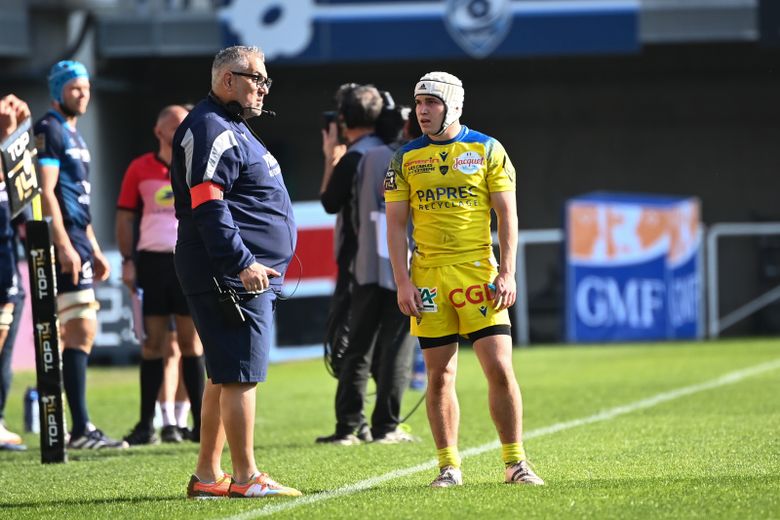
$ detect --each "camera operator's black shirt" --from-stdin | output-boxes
[320,134,384,270]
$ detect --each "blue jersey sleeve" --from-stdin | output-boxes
[185,118,241,191]
[183,118,254,277]
[34,117,64,168]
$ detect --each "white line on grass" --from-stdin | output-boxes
[222,358,780,520]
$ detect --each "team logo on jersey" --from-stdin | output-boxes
[35,133,46,153]
[404,157,439,175]
[444,0,513,59]
[419,287,438,313]
[263,152,282,177]
[439,165,449,175]
[453,151,485,174]
[65,146,91,163]
[77,180,91,205]
[81,260,94,282]
[384,169,397,191]
[154,186,175,207]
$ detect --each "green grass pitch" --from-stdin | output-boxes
[1,338,778,519]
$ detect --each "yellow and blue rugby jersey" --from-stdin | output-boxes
[384,126,516,268]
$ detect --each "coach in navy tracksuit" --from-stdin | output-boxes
[171,46,301,498]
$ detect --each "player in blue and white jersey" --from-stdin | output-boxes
[34,60,127,450]
[171,45,300,499]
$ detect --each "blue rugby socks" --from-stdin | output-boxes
[63,348,89,437]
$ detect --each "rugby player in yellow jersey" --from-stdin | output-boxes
[385,71,543,488]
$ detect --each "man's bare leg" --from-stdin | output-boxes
[472,334,522,443]
[220,382,258,483]
[473,334,543,485]
[194,379,226,481]
[422,344,460,448]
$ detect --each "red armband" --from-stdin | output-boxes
[191,181,224,209]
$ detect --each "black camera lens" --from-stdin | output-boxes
[322,110,338,130]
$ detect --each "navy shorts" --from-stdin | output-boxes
[137,251,190,316]
[0,255,22,305]
[55,232,94,294]
[186,290,276,384]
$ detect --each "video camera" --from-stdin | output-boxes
[321,110,338,131]
[321,82,360,135]
[375,90,410,145]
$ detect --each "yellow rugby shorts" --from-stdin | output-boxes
[410,259,511,339]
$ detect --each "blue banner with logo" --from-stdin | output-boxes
[219,0,639,63]
[565,192,702,343]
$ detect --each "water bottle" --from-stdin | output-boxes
[23,387,39,433]
[410,343,427,391]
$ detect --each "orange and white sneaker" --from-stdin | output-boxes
[186,473,232,499]
[229,472,302,498]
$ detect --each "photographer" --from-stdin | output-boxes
[319,85,384,381]
[317,83,385,443]
[331,100,422,444]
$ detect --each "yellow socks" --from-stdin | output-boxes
[502,442,527,467]
[437,446,462,469]
[436,443,525,469]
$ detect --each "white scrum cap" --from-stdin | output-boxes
[414,71,464,136]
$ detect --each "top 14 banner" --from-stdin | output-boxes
[218,0,639,62]
[565,192,702,343]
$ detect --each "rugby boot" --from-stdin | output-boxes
[229,472,302,498]
[505,460,544,485]
[430,465,463,488]
[186,473,232,499]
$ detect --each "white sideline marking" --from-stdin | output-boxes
[223,358,780,520]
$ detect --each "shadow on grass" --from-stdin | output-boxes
[300,473,780,494]
[516,474,780,490]
[63,444,199,461]
[0,494,186,510]
[253,442,321,450]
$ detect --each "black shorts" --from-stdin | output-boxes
[418,324,512,349]
[136,251,190,316]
